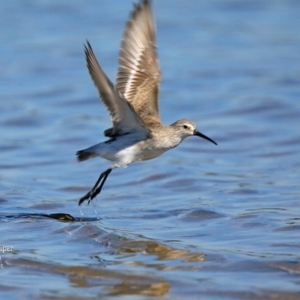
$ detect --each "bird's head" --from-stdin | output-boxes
[171,119,217,145]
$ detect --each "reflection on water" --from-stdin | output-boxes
[6,258,171,297]
[3,216,207,297]
[1,0,300,299]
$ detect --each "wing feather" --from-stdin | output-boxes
[85,42,149,137]
[116,0,161,129]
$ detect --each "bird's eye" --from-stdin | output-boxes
[183,125,189,129]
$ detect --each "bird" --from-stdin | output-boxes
[77,0,217,206]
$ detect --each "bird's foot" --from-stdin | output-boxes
[78,168,112,206]
[78,190,96,206]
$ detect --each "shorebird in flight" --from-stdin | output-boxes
[77,0,217,205]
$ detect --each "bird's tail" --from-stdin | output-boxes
[76,148,97,162]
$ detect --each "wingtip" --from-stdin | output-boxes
[131,0,152,20]
[84,40,93,54]
[86,40,92,49]
[140,0,151,7]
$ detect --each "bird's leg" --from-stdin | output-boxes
[91,168,112,201]
[78,168,112,206]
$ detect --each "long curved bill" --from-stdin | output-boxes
[194,130,217,145]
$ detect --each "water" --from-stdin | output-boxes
[1,0,300,299]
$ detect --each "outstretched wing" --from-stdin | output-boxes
[85,42,149,137]
[116,0,161,129]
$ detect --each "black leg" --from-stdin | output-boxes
[90,169,112,200]
[78,168,112,206]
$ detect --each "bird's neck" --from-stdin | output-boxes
[151,126,184,150]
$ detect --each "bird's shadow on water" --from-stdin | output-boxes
[0,212,98,222]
